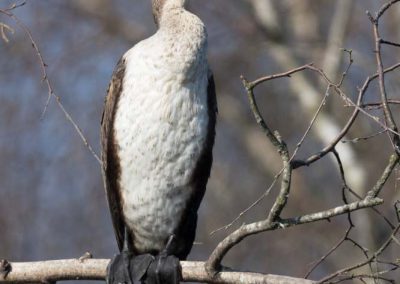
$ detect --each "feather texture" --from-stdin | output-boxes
[101,1,216,259]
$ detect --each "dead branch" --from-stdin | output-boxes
[367,0,400,154]
[317,224,400,283]
[0,259,315,284]
[205,2,400,277]
[247,0,367,196]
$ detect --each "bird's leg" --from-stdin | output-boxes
[107,228,153,284]
[107,228,135,284]
[107,250,134,284]
[146,235,182,284]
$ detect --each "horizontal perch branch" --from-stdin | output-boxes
[0,259,315,284]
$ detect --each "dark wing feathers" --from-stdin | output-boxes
[173,71,217,259]
[208,71,218,116]
[101,57,126,252]
[189,71,217,211]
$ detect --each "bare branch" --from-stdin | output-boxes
[358,99,400,110]
[207,47,399,275]
[247,1,367,194]
[341,130,387,143]
[4,1,26,12]
[375,0,400,20]
[0,22,14,42]
[367,154,400,198]
[0,259,316,284]
[0,6,102,165]
[304,226,352,279]
[241,61,400,170]
[206,196,383,275]
[283,198,383,226]
[380,39,400,47]
[292,62,400,168]
[318,224,400,283]
[367,1,400,153]
[210,173,281,235]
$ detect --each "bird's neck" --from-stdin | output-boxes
[158,7,205,40]
[152,5,207,77]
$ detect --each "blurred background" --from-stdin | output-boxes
[1,0,400,283]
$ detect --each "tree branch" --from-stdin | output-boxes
[367,1,400,154]
[0,259,315,284]
[205,196,383,276]
[317,223,400,283]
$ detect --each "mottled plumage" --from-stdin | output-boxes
[101,0,216,265]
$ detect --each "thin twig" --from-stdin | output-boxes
[292,62,400,168]
[291,85,331,162]
[318,224,400,283]
[367,154,400,198]
[358,100,400,110]
[304,226,352,279]
[380,39,400,47]
[341,130,387,143]
[210,172,281,235]
[0,7,102,165]
[4,1,26,12]
[367,1,400,154]
[246,64,313,89]
[375,0,400,21]
[0,22,14,42]
[347,186,395,229]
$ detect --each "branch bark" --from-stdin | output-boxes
[0,259,315,284]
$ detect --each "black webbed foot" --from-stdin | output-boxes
[107,252,154,284]
[146,254,181,284]
[107,251,132,284]
[0,259,11,280]
[130,254,155,283]
[145,235,182,284]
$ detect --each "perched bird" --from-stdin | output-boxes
[101,0,216,283]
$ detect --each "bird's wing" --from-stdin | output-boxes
[207,71,218,116]
[174,70,218,259]
[190,70,217,210]
[185,71,217,210]
[101,57,126,252]
[188,71,217,215]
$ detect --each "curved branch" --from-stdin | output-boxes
[205,197,383,276]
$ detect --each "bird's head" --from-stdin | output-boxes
[152,0,188,26]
